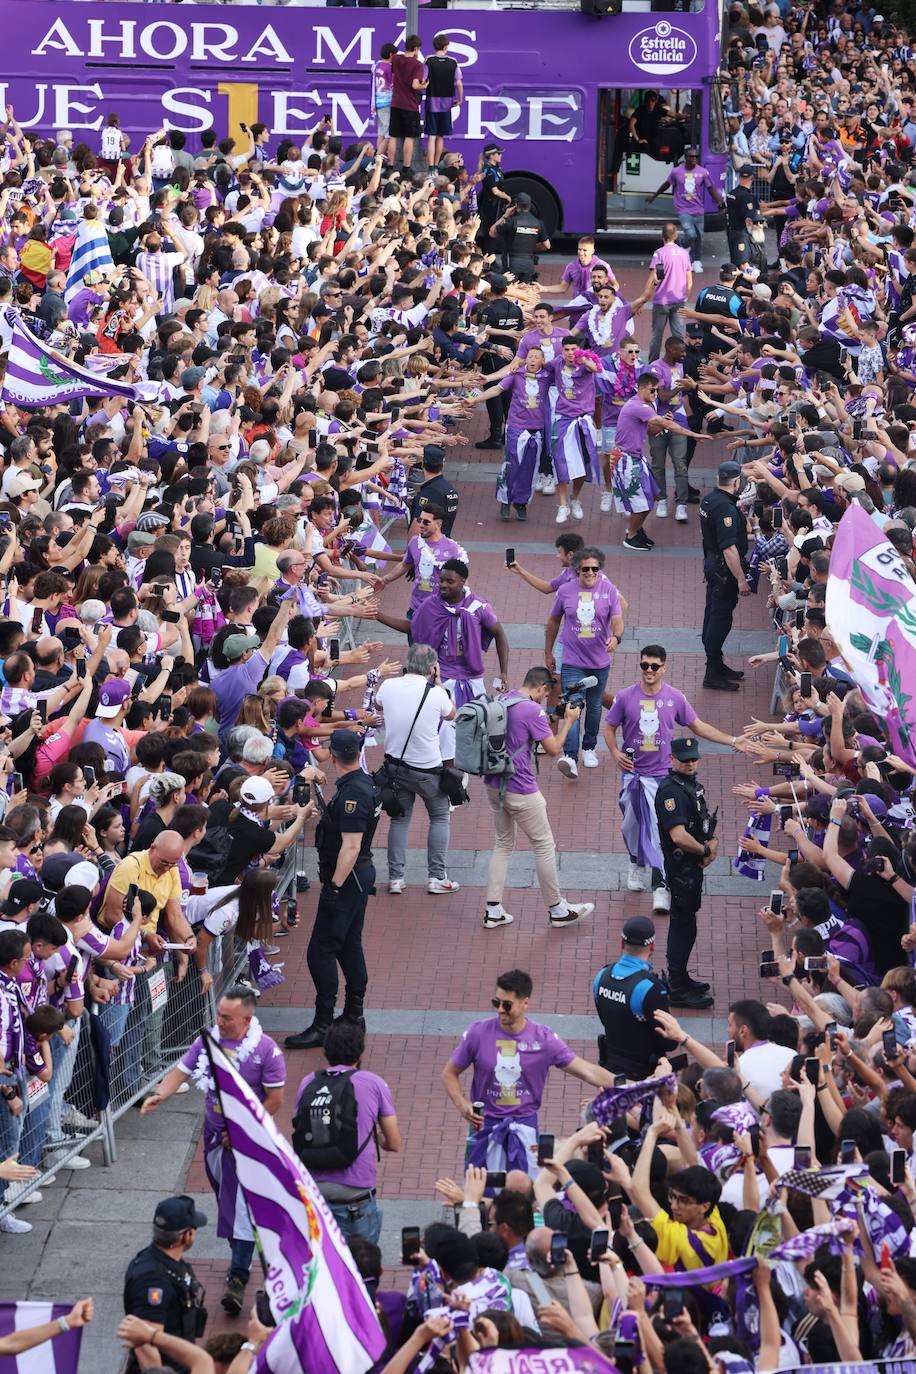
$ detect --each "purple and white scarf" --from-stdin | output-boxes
[590,1073,676,1127]
[735,808,773,881]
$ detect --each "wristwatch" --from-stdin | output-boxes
[781,974,794,986]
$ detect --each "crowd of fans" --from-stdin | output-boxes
[0,5,914,1372]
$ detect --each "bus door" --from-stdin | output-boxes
[613,87,701,196]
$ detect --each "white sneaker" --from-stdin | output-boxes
[175,1081,191,1095]
[555,505,570,524]
[549,900,595,928]
[692,260,704,272]
[541,476,557,496]
[675,504,688,523]
[600,490,613,513]
[557,756,578,779]
[570,499,584,520]
[483,905,514,929]
[428,877,460,894]
[533,472,546,493]
[63,1107,96,1132]
[388,878,406,895]
[582,750,600,768]
[656,500,669,519]
[18,1190,42,1205]
[45,1151,91,1170]
[627,861,648,892]
[652,886,671,914]
[0,1214,32,1233]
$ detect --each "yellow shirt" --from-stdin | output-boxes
[651,1206,728,1273]
[108,851,181,936]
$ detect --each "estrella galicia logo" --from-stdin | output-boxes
[629,21,698,76]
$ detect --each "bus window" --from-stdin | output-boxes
[708,77,729,155]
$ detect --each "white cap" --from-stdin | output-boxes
[64,860,101,891]
[239,775,275,806]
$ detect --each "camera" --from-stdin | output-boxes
[555,675,597,718]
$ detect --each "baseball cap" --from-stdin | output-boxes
[672,736,700,761]
[835,472,866,493]
[515,192,532,209]
[64,862,101,891]
[488,274,509,293]
[622,915,656,947]
[39,852,82,892]
[180,366,206,390]
[738,163,755,177]
[422,444,445,471]
[8,473,41,497]
[153,1195,208,1232]
[322,367,354,392]
[0,879,43,917]
[328,728,362,761]
[239,775,275,806]
[482,143,502,155]
[97,679,131,718]
[718,461,742,483]
[222,633,260,663]
[566,1159,607,1206]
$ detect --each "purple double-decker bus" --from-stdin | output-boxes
[0,0,727,239]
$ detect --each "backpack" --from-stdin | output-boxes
[454,694,523,779]
[292,1069,371,1170]
[187,823,233,881]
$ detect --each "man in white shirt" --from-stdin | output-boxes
[375,642,457,898]
[728,998,796,1099]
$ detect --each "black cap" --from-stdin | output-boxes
[328,728,362,761]
[738,163,755,177]
[672,736,700,761]
[566,1158,608,1205]
[153,1195,208,1231]
[422,444,445,471]
[488,274,509,293]
[0,879,43,916]
[482,143,502,155]
[515,192,532,209]
[622,915,656,947]
[718,460,742,483]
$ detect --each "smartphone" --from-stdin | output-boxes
[485,1170,506,1190]
[254,1289,276,1329]
[726,1039,736,1068]
[317,572,329,589]
[9,771,23,795]
[124,882,138,917]
[400,1226,421,1266]
[614,1073,628,1086]
[0,512,10,530]
[796,608,805,630]
[825,1020,838,1051]
[804,956,828,972]
[549,1232,567,1266]
[537,1132,555,1166]
[794,1145,812,1170]
[779,804,792,829]
[75,657,87,679]
[669,1051,689,1072]
[891,1147,907,1186]
[655,265,666,282]
[65,953,79,984]
[778,634,789,657]
[799,671,812,698]
[210,566,222,589]
[36,700,47,724]
[883,1028,898,1062]
[853,419,863,440]
[773,507,784,529]
[788,847,799,865]
[153,583,171,595]
[154,694,172,719]
[292,779,311,806]
[805,1056,820,1085]
[83,765,96,787]
[770,890,783,916]
[841,1138,856,1164]
[328,638,340,663]
[162,609,181,624]
[586,1139,605,1167]
[589,1228,610,1263]
[505,547,516,568]
[663,1289,684,1321]
[31,608,43,634]
[760,948,780,978]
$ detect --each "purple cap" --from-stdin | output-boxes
[97,678,131,718]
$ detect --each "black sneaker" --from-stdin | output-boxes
[668,985,714,1009]
[687,484,701,504]
[476,436,503,450]
[513,504,528,521]
[623,532,652,551]
[686,975,712,993]
[221,1275,246,1317]
[499,503,511,521]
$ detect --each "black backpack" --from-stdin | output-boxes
[187,823,233,881]
[292,1069,372,1170]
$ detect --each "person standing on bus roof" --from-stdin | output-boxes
[424,34,463,175]
[647,146,724,275]
[371,43,395,166]
[390,34,428,176]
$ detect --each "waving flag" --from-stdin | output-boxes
[1,310,140,409]
[589,1073,676,1127]
[205,1035,384,1374]
[769,1216,857,1263]
[64,218,113,304]
[470,1349,617,1373]
[0,1301,83,1373]
[826,504,916,767]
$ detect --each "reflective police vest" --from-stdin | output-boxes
[593,959,663,1078]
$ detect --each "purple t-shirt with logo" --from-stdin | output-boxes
[485,692,551,796]
[551,358,596,419]
[404,534,468,613]
[669,164,712,215]
[181,1029,286,1136]
[212,654,268,737]
[450,1016,575,1120]
[550,573,622,670]
[500,368,551,432]
[614,396,656,457]
[296,1065,395,1191]
[604,683,698,777]
[650,241,691,305]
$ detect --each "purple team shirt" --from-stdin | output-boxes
[450,1016,576,1120]
[550,573,622,670]
[604,683,698,777]
[404,534,468,613]
[669,164,713,215]
[296,1066,395,1190]
[650,241,692,305]
[500,368,551,432]
[614,395,656,456]
[561,256,612,297]
[181,1030,286,1135]
[517,327,566,366]
[212,654,268,736]
[485,692,551,796]
[551,357,596,418]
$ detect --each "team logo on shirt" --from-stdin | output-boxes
[664,798,676,810]
[345,800,357,814]
[723,517,732,527]
[147,1289,163,1306]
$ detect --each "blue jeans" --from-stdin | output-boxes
[45,1022,81,1150]
[19,1088,50,1170]
[386,766,452,882]
[327,1194,381,1244]
[230,1238,256,1283]
[560,664,609,758]
[0,1086,24,1203]
[678,211,704,259]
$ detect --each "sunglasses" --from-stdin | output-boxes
[215,444,230,451]
[491,998,515,1012]
[640,662,663,672]
[579,565,601,573]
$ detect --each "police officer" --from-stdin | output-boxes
[286,729,381,1050]
[123,1195,208,1373]
[592,916,673,1079]
[475,274,524,451]
[489,192,551,282]
[409,444,460,537]
[654,737,716,1009]
[699,460,749,690]
[725,164,759,266]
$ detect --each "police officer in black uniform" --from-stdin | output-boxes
[592,916,675,1079]
[725,164,759,266]
[489,192,551,282]
[123,1195,208,1373]
[654,737,716,1009]
[286,729,381,1050]
[699,460,750,689]
[475,274,524,450]
[409,444,460,536]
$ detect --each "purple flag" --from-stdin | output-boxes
[641,1257,758,1289]
[204,1035,385,1374]
[769,1217,857,1262]
[1,309,141,408]
[711,1102,759,1135]
[735,809,772,881]
[0,1302,82,1373]
[826,504,916,768]
[590,1074,676,1127]
[470,1349,618,1373]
